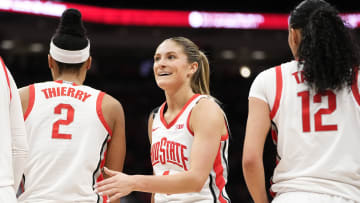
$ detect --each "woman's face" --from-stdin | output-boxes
[153,40,193,91]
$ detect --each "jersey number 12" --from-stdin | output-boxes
[297,90,338,132]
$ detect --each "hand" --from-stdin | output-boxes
[94,167,135,202]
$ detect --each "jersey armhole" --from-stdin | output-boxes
[270,65,283,119]
[24,84,35,121]
[96,92,113,136]
[151,106,160,119]
[351,69,360,106]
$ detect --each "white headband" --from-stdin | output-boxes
[49,40,90,64]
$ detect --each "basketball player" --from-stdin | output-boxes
[94,37,230,202]
[242,0,360,203]
[17,9,125,203]
[0,57,28,202]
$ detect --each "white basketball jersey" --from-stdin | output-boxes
[0,58,15,187]
[0,57,27,190]
[18,80,111,203]
[249,60,360,202]
[151,94,230,203]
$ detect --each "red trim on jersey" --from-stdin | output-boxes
[24,84,35,121]
[269,178,277,197]
[0,57,11,100]
[213,144,227,203]
[270,65,283,119]
[96,148,109,202]
[160,94,200,129]
[55,80,63,84]
[269,188,276,198]
[271,129,278,144]
[96,92,113,136]
[221,120,229,141]
[352,69,360,106]
[20,181,24,193]
[186,110,194,136]
[186,104,229,141]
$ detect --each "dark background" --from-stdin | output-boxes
[0,0,358,202]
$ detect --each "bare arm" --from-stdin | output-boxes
[102,94,126,203]
[148,112,155,203]
[95,98,226,201]
[102,94,126,173]
[242,97,271,203]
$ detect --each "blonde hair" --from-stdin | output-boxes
[168,37,210,95]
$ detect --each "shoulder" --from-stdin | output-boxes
[192,96,224,120]
[18,85,32,102]
[19,85,30,95]
[255,60,297,79]
[99,93,125,134]
[101,93,124,114]
[255,66,277,80]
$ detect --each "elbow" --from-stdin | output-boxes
[192,179,205,193]
[242,153,263,173]
[194,179,205,192]
[188,173,207,192]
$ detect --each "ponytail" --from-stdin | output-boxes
[169,37,211,95]
[191,51,210,95]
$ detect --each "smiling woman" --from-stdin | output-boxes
[94,37,231,203]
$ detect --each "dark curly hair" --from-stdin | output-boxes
[289,0,360,93]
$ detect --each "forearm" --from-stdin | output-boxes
[132,171,205,194]
[243,160,269,203]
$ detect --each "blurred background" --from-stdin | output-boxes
[1,0,359,202]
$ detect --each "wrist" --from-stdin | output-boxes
[131,175,139,191]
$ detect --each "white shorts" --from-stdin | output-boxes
[0,186,17,203]
[272,192,357,203]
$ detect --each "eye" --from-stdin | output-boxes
[167,55,176,60]
[154,56,160,61]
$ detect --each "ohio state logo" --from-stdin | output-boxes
[151,137,188,170]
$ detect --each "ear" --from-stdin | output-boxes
[290,28,301,46]
[85,56,92,70]
[48,54,54,69]
[188,62,198,77]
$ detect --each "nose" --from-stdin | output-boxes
[154,58,167,69]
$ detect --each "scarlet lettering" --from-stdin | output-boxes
[41,87,92,102]
[292,71,305,84]
[151,137,188,170]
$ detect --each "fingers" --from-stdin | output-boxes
[97,187,117,197]
[95,181,118,194]
[109,192,126,202]
[104,167,118,176]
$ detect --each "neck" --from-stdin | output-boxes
[54,72,84,85]
[164,85,195,112]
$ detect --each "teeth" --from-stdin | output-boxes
[159,73,170,76]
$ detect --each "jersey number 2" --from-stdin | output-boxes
[52,104,75,139]
[297,90,338,132]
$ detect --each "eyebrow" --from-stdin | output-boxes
[155,51,177,56]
